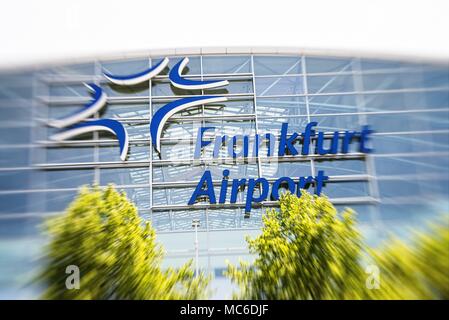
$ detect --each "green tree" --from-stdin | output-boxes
[226,191,367,299]
[365,221,449,299]
[38,185,209,299]
[226,191,449,300]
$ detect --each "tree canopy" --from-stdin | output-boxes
[38,185,209,299]
[226,191,449,300]
[366,221,449,299]
[226,191,367,299]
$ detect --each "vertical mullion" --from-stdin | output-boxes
[250,55,264,217]
[200,54,210,274]
[31,72,46,201]
[200,55,209,234]
[352,58,380,201]
[352,57,384,236]
[93,60,101,184]
[301,56,315,177]
[149,56,153,223]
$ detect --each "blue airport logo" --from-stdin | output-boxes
[48,57,229,159]
[48,83,130,160]
[47,57,375,212]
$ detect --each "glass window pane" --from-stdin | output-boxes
[164,56,201,75]
[202,56,251,74]
[151,79,253,97]
[32,169,94,189]
[322,181,369,198]
[99,144,150,162]
[334,204,374,223]
[207,208,260,230]
[307,75,355,94]
[0,127,30,144]
[203,99,254,116]
[49,63,95,76]
[150,211,171,231]
[160,121,200,140]
[256,97,306,117]
[160,120,256,141]
[314,159,367,175]
[49,83,90,97]
[421,69,449,88]
[372,133,449,154]
[256,76,303,96]
[0,72,33,99]
[153,164,207,183]
[153,187,195,206]
[152,80,201,96]
[377,180,422,198]
[153,163,258,183]
[258,116,324,136]
[360,59,403,71]
[120,187,150,211]
[261,161,312,178]
[152,101,201,116]
[254,56,301,75]
[308,94,359,114]
[44,146,94,163]
[0,170,31,190]
[156,142,195,160]
[0,105,31,121]
[204,79,253,95]
[101,58,149,77]
[363,92,431,112]
[306,56,354,73]
[99,122,150,140]
[361,71,445,91]
[152,210,206,231]
[206,163,259,179]
[366,111,449,133]
[103,82,149,97]
[310,114,361,131]
[100,167,149,185]
[0,147,29,167]
[374,155,448,176]
[204,120,256,137]
[0,190,78,214]
[102,103,150,119]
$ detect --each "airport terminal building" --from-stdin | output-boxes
[0,48,448,298]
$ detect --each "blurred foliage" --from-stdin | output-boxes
[37,185,209,299]
[365,221,449,299]
[226,191,366,299]
[226,191,449,300]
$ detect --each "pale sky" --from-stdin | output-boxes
[0,0,448,68]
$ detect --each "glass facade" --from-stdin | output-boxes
[0,52,448,299]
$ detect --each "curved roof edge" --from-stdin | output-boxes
[1,46,448,73]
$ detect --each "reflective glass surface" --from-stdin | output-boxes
[0,53,448,299]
